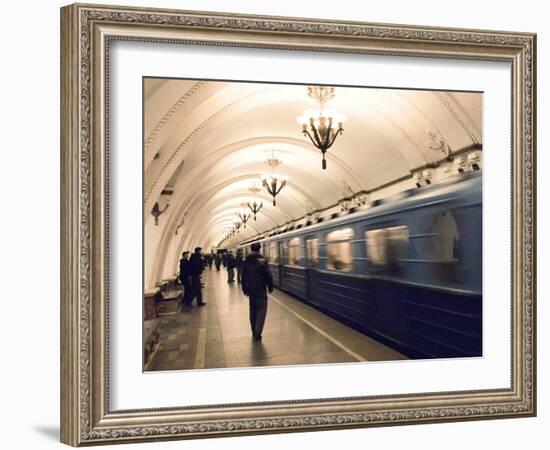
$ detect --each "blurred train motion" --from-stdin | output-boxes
[235,171,482,359]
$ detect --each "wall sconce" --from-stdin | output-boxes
[151,188,173,225]
[414,170,432,188]
[456,156,468,174]
[427,129,453,161]
[151,202,169,225]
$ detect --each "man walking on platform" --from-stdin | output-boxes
[189,247,207,306]
[241,242,273,341]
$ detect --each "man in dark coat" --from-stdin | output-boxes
[188,247,207,306]
[241,242,274,340]
[214,253,221,271]
[226,251,237,283]
[178,251,192,306]
[236,249,244,284]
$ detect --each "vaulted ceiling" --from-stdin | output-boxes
[144,78,481,286]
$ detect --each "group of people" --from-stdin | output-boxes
[178,247,207,307]
[222,249,244,284]
[177,243,274,340]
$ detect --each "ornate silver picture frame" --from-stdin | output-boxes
[60,3,536,446]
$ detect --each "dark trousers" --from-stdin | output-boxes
[227,268,235,283]
[249,295,268,336]
[190,276,203,305]
[237,266,242,284]
[180,279,192,305]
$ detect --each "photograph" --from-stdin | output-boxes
[143,78,483,371]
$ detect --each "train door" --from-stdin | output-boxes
[305,236,320,300]
[265,241,280,289]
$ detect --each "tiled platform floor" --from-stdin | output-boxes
[146,268,406,371]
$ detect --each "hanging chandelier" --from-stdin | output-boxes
[297,86,346,170]
[247,185,263,220]
[234,221,242,234]
[238,208,251,228]
[261,151,288,206]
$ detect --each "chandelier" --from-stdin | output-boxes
[234,220,242,234]
[247,185,263,220]
[238,208,251,228]
[297,86,346,170]
[261,151,288,206]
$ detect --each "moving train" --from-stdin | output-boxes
[236,171,482,360]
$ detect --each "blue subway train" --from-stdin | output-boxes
[237,171,482,360]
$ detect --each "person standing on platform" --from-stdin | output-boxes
[226,251,236,283]
[178,251,192,306]
[241,242,274,341]
[214,253,221,271]
[207,253,214,270]
[236,249,244,284]
[189,247,207,306]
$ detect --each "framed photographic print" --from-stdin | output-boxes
[60,3,536,446]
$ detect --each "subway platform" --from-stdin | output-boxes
[145,268,407,371]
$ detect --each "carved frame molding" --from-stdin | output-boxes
[61,3,536,446]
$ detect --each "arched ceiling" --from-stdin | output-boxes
[143,78,481,284]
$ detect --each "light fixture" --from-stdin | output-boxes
[352,193,368,208]
[297,86,346,170]
[247,185,263,220]
[339,198,352,212]
[151,188,173,226]
[238,208,251,228]
[414,170,433,188]
[427,129,453,162]
[151,202,169,226]
[261,151,288,206]
[174,211,188,235]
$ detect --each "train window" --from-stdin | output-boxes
[266,242,279,264]
[326,228,354,272]
[431,211,460,262]
[288,238,302,266]
[430,211,462,282]
[273,243,280,264]
[366,225,409,274]
[306,238,319,268]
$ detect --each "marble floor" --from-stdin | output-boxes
[145,268,407,371]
